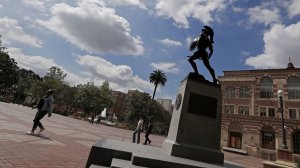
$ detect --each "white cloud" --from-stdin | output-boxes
[105,0,147,9]
[245,22,300,68]
[287,0,300,18]
[150,62,179,74]
[0,17,42,47]
[155,0,227,28]
[37,2,144,56]
[21,0,47,11]
[159,38,182,47]
[247,6,281,26]
[0,4,3,8]
[76,55,152,92]
[7,47,87,86]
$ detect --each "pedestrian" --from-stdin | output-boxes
[26,89,54,135]
[96,115,101,125]
[90,113,95,124]
[143,121,153,145]
[132,117,143,144]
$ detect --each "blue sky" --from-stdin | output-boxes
[0,0,300,101]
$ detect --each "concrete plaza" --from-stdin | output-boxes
[0,102,264,168]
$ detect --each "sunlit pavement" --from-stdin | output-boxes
[0,102,263,168]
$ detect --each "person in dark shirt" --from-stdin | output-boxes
[188,25,217,84]
[143,122,153,145]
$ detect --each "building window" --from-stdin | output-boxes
[260,107,267,116]
[260,77,273,98]
[224,105,235,114]
[229,132,242,149]
[293,130,300,154]
[289,109,297,119]
[261,131,275,150]
[225,87,235,98]
[287,77,300,99]
[238,106,249,115]
[268,108,275,117]
[239,87,251,98]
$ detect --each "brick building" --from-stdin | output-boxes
[219,61,300,162]
[107,91,128,120]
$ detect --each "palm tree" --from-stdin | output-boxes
[149,69,167,100]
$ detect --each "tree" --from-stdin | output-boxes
[149,69,167,100]
[76,81,113,116]
[0,36,19,95]
[14,68,41,103]
[125,92,151,126]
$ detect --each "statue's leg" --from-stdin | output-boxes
[202,57,217,84]
[188,53,199,74]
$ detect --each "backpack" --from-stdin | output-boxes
[36,98,45,110]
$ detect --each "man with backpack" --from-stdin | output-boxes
[27,89,54,135]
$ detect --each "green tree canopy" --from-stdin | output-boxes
[0,36,19,95]
[76,81,113,116]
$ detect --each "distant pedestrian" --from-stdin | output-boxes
[96,115,101,125]
[143,121,153,145]
[132,118,143,144]
[27,89,54,135]
[90,113,95,124]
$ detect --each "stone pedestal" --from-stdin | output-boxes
[263,149,298,168]
[162,74,224,164]
[277,149,293,162]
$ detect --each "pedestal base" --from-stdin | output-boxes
[163,139,224,164]
[85,139,241,168]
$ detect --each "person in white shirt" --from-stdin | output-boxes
[27,89,54,135]
[132,118,143,143]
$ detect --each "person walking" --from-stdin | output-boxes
[132,118,143,144]
[90,113,95,124]
[27,89,54,135]
[143,121,153,145]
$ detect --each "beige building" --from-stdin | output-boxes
[156,98,173,112]
[219,61,300,163]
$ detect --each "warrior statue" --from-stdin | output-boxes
[188,25,217,84]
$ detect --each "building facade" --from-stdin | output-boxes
[156,98,173,112]
[107,91,128,120]
[219,62,300,162]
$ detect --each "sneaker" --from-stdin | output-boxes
[26,131,34,135]
[38,128,45,133]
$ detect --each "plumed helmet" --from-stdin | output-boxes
[202,25,214,43]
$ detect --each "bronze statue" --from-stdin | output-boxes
[188,25,217,84]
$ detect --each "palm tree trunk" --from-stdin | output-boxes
[152,84,158,100]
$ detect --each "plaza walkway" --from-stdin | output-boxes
[0,102,264,168]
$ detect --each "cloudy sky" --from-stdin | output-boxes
[1,0,300,101]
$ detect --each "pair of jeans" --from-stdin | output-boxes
[32,110,48,133]
[132,129,141,143]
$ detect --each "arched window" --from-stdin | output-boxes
[261,126,275,150]
[287,77,300,99]
[239,87,250,98]
[293,130,300,154]
[260,77,273,98]
[225,87,235,98]
[228,122,243,149]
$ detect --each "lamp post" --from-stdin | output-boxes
[277,90,288,149]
